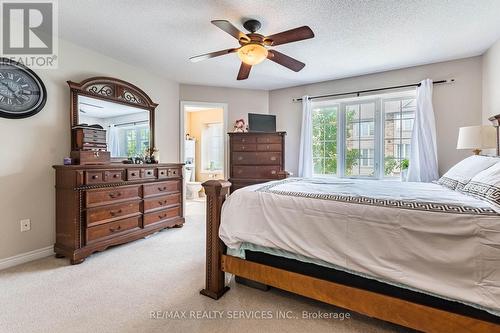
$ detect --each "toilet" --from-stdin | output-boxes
[185,166,202,200]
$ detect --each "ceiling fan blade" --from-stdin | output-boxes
[237,62,252,80]
[265,26,314,46]
[211,20,250,42]
[189,48,238,62]
[267,50,305,72]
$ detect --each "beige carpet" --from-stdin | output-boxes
[0,201,414,333]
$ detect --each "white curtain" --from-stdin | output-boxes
[298,95,313,177]
[108,125,121,156]
[407,79,439,182]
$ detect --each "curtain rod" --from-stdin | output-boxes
[111,120,149,127]
[292,79,455,102]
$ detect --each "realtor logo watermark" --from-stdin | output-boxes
[0,0,58,68]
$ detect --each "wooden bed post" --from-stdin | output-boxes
[200,179,231,299]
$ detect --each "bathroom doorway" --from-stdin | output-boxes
[180,102,228,210]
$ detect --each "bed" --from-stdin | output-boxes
[200,175,500,332]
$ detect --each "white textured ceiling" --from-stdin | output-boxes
[59,0,500,90]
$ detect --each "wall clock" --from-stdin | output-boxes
[0,58,47,119]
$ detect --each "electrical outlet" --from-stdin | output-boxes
[20,219,31,232]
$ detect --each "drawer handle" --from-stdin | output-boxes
[271,170,277,175]
[108,192,122,198]
[266,145,270,150]
[160,171,166,175]
[237,169,242,174]
[238,156,243,161]
[159,200,167,205]
[109,209,122,216]
[270,157,276,161]
[92,175,99,179]
[147,171,153,175]
[113,174,120,178]
[93,152,100,158]
[130,172,136,176]
[241,146,246,150]
[158,213,167,219]
[158,186,167,191]
[109,225,122,233]
[242,138,246,142]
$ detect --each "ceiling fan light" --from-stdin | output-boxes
[237,43,268,65]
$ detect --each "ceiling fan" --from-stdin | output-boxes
[189,19,314,80]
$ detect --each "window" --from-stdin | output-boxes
[312,105,338,175]
[383,98,416,178]
[202,122,223,171]
[114,124,150,157]
[312,92,416,179]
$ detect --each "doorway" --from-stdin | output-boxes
[180,101,228,210]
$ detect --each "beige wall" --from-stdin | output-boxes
[0,39,180,260]
[186,109,224,181]
[483,38,500,123]
[269,57,483,176]
[179,84,269,131]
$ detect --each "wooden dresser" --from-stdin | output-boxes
[53,163,184,264]
[228,132,287,192]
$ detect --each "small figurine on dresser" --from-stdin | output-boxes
[144,147,160,164]
[233,119,248,133]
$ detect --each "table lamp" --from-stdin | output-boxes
[456,125,496,155]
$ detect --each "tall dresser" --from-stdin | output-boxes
[53,163,184,264]
[228,132,287,192]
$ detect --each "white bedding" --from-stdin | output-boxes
[220,178,500,314]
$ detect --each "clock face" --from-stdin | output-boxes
[0,59,46,119]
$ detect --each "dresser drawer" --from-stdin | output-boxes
[232,143,257,152]
[143,206,181,226]
[82,131,106,140]
[167,168,181,177]
[257,144,282,152]
[157,168,168,179]
[232,166,281,179]
[86,201,141,226]
[143,180,181,197]
[142,168,156,179]
[232,152,281,165]
[127,169,141,180]
[82,128,106,137]
[86,216,141,244]
[257,136,282,144]
[104,170,124,182]
[85,185,141,207]
[85,171,104,184]
[143,193,181,213]
[231,136,257,144]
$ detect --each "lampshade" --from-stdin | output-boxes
[456,125,497,151]
[237,43,268,65]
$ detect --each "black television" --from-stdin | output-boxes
[248,113,276,132]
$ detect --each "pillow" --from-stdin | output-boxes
[437,155,498,190]
[462,162,500,209]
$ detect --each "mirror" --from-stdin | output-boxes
[68,77,158,162]
[78,95,150,158]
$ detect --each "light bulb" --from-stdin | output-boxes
[237,43,268,65]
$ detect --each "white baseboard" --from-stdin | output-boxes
[0,246,54,271]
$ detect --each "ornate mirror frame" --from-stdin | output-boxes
[68,77,158,159]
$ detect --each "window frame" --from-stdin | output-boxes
[311,91,416,180]
[381,96,416,179]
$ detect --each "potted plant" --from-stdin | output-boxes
[400,159,409,181]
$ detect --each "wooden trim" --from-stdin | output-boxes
[201,179,500,332]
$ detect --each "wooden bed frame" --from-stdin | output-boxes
[200,180,500,333]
